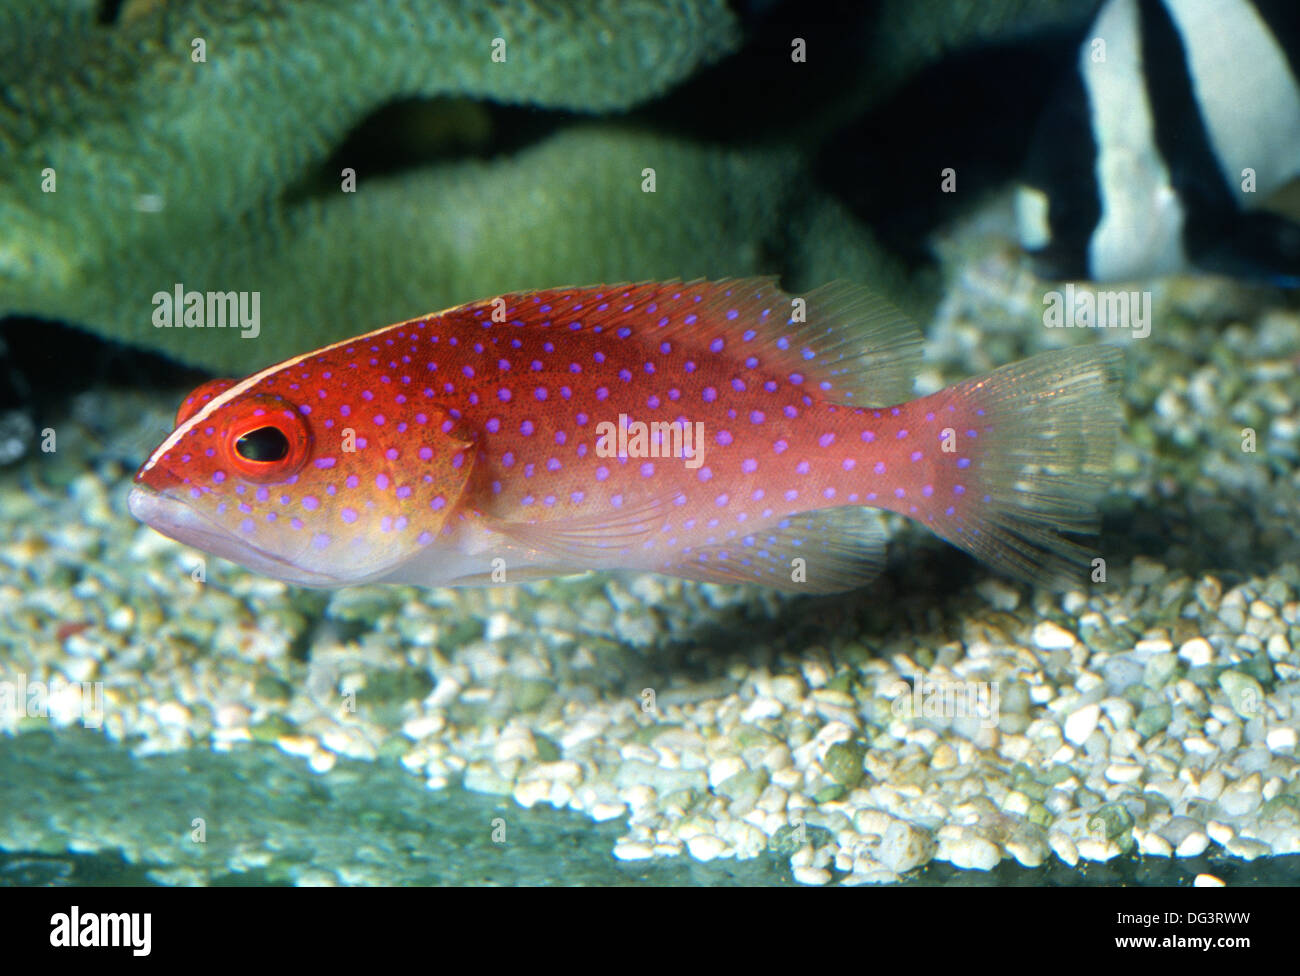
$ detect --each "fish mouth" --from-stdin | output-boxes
[127,484,351,588]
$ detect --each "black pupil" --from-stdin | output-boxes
[235,426,289,463]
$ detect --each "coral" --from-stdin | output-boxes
[0,0,1098,374]
[0,0,741,366]
[15,124,823,372]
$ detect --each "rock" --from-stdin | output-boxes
[715,768,770,810]
[1033,621,1077,650]
[1178,637,1214,667]
[879,819,935,873]
[823,741,866,787]
[1064,703,1101,745]
[792,866,832,886]
[685,834,727,861]
[943,828,1000,871]
[1266,727,1298,753]
[1217,775,1263,817]
[1048,830,1079,866]
[1218,670,1264,719]
[1134,703,1172,739]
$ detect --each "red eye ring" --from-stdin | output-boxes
[219,394,312,482]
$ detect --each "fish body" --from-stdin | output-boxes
[130,279,1122,592]
[1017,0,1300,284]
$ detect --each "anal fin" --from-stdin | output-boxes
[665,507,889,594]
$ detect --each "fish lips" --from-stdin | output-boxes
[126,484,348,588]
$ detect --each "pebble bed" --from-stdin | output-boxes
[1,202,1297,884]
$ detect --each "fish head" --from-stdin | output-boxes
[129,370,477,587]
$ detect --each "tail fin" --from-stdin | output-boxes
[926,346,1124,587]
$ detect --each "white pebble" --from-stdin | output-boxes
[1206,821,1234,846]
[1193,874,1225,887]
[1266,727,1298,752]
[276,735,318,758]
[741,696,783,722]
[790,865,831,886]
[945,830,1000,871]
[879,820,934,873]
[686,834,727,861]
[1176,831,1210,857]
[1076,838,1120,862]
[513,779,550,808]
[1033,621,1076,650]
[1049,831,1079,866]
[708,756,746,789]
[156,701,191,728]
[1178,637,1213,667]
[1064,703,1101,745]
[613,840,655,861]
[1134,637,1173,654]
[1104,762,1144,784]
[590,802,626,822]
[1136,830,1172,857]
[1226,837,1272,860]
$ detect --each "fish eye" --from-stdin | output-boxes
[234,426,290,463]
[218,394,312,482]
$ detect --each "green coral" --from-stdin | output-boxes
[0,0,1098,374]
[0,0,741,367]
[52,124,811,372]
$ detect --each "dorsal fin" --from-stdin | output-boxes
[446,278,924,407]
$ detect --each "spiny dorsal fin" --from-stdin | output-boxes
[445,278,923,407]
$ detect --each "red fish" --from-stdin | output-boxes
[129,279,1122,591]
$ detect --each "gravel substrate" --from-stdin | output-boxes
[1,200,1297,884]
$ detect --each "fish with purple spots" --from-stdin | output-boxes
[129,279,1123,591]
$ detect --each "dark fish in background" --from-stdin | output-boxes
[1018,0,1300,285]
